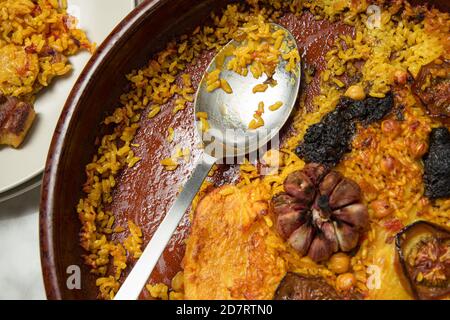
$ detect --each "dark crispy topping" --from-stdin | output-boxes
[297,109,355,167]
[296,93,394,166]
[423,127,450,199]
[340,93,394,125]
[272,163,368,262]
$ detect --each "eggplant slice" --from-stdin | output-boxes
[395,221,450,300]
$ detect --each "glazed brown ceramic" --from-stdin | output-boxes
[40,0,448,300]
[40,0,235,300]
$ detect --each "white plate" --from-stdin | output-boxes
[0,173,42,203]
[0,0,135,195]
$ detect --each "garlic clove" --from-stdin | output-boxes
[311,206,329,229]
[319,171,342,197]
[307,234,333,262]
[321,221,339,252]
[332,203,368,231]
[288,223,315,256]
[284,171,316,204]
[273,193,306,215]
[334,221,359,252]
[302,163,328,185]
[329,178,361,209]
[276,209,304,240]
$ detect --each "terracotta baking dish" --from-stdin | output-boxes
[39,0,449,300]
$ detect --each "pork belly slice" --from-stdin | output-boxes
[0,94,36,148]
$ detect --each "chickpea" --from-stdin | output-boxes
[381,119,401,137]
[370,199,393,219]
[408,139,428,159]
[169,291,184,300]
[381,156,396,173]
[435,68,447,78]
[336,273,356,291]
[394,70,407,85]
[345,85,366,100]
[328,253,351,274]
[171,271,184,292]
[420,197,430,207]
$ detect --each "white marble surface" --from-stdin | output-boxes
[0,186,46,300]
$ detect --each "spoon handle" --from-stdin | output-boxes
[114,152,217,300]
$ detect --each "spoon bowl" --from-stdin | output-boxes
[195,23,301,159]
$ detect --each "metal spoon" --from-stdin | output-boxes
[114,23,300,300]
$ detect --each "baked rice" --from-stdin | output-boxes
[0,0,93,100]
[75,0,449,299]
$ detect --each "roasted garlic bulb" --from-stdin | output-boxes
[272,163,368,262]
